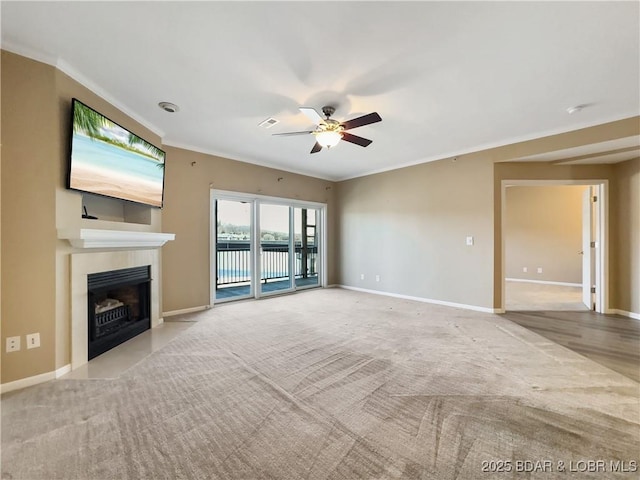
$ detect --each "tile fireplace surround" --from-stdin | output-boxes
[60,229,174,369]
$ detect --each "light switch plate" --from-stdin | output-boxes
[26,333,41,349]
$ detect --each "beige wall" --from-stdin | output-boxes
[491,117,639,310]
[337,117,639,312]
[1,52,58,383]
[161,146,337,313]
[2,51,165,384]
[613,157,640,314]
[505,186,586,284]
[336,155,495,309]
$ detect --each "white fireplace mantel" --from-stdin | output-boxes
[58,228,175,249]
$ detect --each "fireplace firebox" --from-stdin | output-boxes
[87,266,151,360]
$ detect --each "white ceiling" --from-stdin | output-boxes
[507,135,640,164]
[2,1,639,180]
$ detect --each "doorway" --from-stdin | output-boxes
[501,180,607,313]
[211,190,326,304]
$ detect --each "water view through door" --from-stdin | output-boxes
[216,199,253,301]
[214,193,324,303]
[259,204,292,294]
[257,206,320,294]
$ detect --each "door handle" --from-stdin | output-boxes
[579,251,584,255]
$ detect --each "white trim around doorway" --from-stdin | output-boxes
[500,179,609,313]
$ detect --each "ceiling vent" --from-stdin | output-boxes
[259,117,280,128]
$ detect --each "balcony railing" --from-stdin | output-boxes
[216,240,317,287]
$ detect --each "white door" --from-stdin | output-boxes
[581,187,594,310]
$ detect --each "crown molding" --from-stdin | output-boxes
[2,42,165,138]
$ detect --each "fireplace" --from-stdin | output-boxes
[69,247,165,369]
[87,266,151,359]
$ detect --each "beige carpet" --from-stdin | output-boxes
[2,289,638,479]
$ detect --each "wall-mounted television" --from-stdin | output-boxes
[68,98,165,208]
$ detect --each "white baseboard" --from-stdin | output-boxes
[163,305,211,317]
[1,363,70,394]
[56,364,72,378]
[610,309,640,321]
[338,285,501,314]
[505,278,581,287]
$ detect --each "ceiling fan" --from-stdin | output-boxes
[273,106,382,154]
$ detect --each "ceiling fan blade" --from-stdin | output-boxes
[341,112,382,131]
[341,132,373,147]
[272,131,314,136]
[310,141,323,154]
[299,107,324,125]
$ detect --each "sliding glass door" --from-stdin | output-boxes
[212,191,325,304]
[215,199,253,301]
[259,204,293,295]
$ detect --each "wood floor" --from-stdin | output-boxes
[503,309,640,382]
[503,281,639,382]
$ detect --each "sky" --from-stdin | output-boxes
[217,200,315,234]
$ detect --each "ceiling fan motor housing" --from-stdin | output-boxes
[322,106,336,118]
[320,119,342,132]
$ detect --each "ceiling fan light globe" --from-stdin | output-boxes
[316,130,342,148]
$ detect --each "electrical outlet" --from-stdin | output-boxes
[537,267,543,274]
[360,274,365,280]
[26,333,41,349]
[466,236,474,246]
[523,267,528,273]
[6,336,20,352]
[375,275,380,282]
